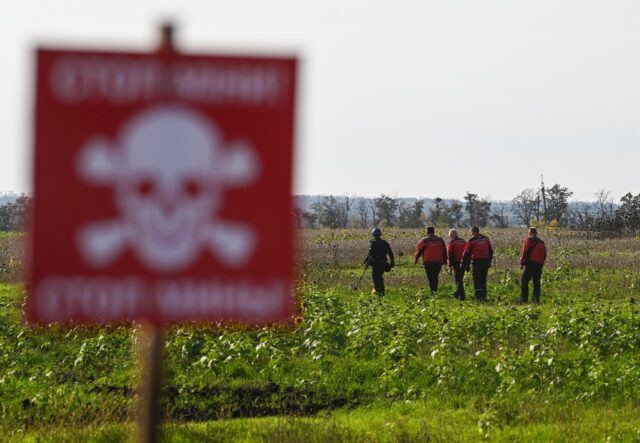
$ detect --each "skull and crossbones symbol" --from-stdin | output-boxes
[75,105,260,271]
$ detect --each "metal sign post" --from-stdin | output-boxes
[138,324,164,443]
[28,20,297,443]
[137,25,176,443]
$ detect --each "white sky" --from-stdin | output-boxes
[1,0,639,201]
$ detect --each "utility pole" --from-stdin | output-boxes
[535,188,541,223]
[540,175,547,224]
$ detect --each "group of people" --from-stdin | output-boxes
[364,226,547,303]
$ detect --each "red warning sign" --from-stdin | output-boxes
[28,48,297,325]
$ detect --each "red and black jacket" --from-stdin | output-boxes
[461,234,493,266]
[415,235,447,264]
[447,238,467,267]
[520,237,546,266]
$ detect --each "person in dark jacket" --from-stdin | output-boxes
[461,226,494,302]
[364,228,395,296]
[447,229,467,300]
[519,227,547,304]
[414,226,447,294]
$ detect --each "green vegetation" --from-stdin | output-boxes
[1,229,640,441]
[9,402,640,442]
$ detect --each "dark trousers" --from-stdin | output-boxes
[472,259,490,302]
[372,265,386,295]
[452,263,465,300]
[423,263,443,293]
[521,263,543,303]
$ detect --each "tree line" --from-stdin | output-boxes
[0,188,638,233]
[295,185,640,233]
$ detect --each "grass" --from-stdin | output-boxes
[9,401,640,442]
[1,228,640,441]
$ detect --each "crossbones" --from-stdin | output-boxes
[75,104,260,271]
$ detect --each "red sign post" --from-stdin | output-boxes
[28,37,297,326]
[27,27,297,441]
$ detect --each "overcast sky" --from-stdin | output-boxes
[2,0,639,201]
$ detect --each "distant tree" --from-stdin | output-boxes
[292,208,303,228]
[490,202,509,228]
[374,194,398,227]
[428,197,448,226]
[312,195,353,228]
[310,196,345,228]
[339,195,353,228]
[477,201,492,227]
[464,192,491,227]
[411,200,426,228]
[428,197,464,227]
[0,194,31,231]
[447,200,465,227]
[397,200,409,227]
[301,210,318,228]
[0,207,10,231]
[544,184,573,225]
[616,192,640,229]
[463,192,479,225]
[366,199,378,227]
[512,189,538,227]
[357,199,370,228]
[567,202,594,229]
[398,200,425,228]
[594,189,615,218]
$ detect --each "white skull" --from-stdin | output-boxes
[76,105,259,271]
[116,107,221,269]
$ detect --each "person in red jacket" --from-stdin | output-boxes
[461,226,493,302]
[414,226,447,294]
[519,227,547,304]
[447,229,467,300]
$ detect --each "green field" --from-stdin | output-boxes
[1,228,640,441]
